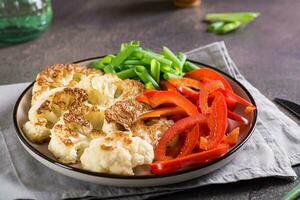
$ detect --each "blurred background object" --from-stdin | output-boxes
[174,0,201,8]
[0,0,52,43]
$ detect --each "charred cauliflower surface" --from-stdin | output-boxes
[23,64,172,175]
[105,100,151,129]
[32,64,101,105]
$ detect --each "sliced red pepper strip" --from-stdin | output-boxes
[224,127,240,145]
[185,68,233,91]
[144,90,199,116]
[155,114,206,161]
[168,77,203,90]
[222,89,255,108]
[167,78,201,100]
[136,94,149,104]
[226,96,237,111]
[151,144,229,174]
[160,80,177,92]
[207,91,228,150]
[227,110,248,125]
[199,80,225,114]
[135,89,157,104]
[138,107,185,119]
[177,85,199,100]
[178,124,200,157]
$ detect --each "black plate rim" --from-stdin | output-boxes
[13,57,258,180]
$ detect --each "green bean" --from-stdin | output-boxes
[163,72,181,80]
[136,49,172,66]
[150,59,160,83]
[121,65,136,69]
[207,22,225,33]
[282,183,300,200]
[205,12,260,24]
[134,65,160,89]
[116,68,136,79]
[145,82,155,89]
[161,65,178,75]
[145,49,164,58]
[218,21,241,34]
[183,61,200,72]
[111,45,137,67]
[120,40,140,51]
[177,52,187,66]
[91,55,114,69]
[130,40,140,46]
[103,65,116,74]
[120,43,126,52]
[162,47,182,73]
[91,60,102,69]
[123,60,146,65]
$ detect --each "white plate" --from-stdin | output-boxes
[13,58,257,187]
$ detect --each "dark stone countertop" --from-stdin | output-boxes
[0,0,299,199]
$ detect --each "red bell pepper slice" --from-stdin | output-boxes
[224,127,240,145]
[207,91,228,150]
[178,124,200,157]
[160,80,178,92]
[167,78,202,100]
[155,114,206,161]
[150,144,229,174]
[185,68,233,91]
[222,89,255,109]
[168,77,203,90]
[138,107,185,119]
[226,96,237,111]
[227,110,248,125]
[177,85,199,100]
[143,90,199,116]
[136,89,157,104]
[199,80,225,114]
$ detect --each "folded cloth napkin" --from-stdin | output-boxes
[0,42,299,200]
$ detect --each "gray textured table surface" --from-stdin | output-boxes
[0,0,299,199]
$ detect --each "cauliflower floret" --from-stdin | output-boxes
[80,137,133,175]
[78,73,121,107]
[32,64,101,105]
[23,87,88,143]
[23,119,50,143]
[115,79,145,101]
[102,119,120,135]
[48,104,105,164]
[80,131,154,175]
[48,123,90,164]
[129,136,154,167]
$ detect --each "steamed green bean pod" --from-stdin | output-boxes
[150,59,161,83]
[134,65,160,89]
[91,40,203,89]
[163,47,183,73]
[116,68,136,79]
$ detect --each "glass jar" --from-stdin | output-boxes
[0,0,53,43]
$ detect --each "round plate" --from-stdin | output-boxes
[13,58,257,187]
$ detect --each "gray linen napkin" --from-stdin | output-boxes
[0,42,299,200]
